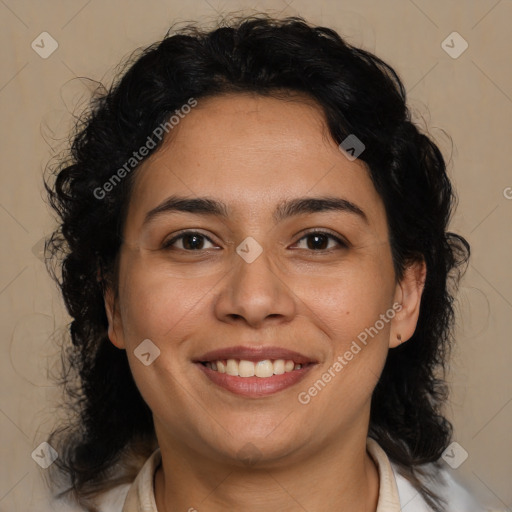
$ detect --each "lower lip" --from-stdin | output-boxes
[195,363,315,397]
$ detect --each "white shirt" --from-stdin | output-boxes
[53,438,499,511]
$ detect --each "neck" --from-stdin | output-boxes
[154,427,379,512]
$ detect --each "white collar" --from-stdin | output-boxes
[121,437,406,512]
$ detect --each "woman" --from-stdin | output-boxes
[44,14,487,512]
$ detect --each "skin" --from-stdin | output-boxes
[105,92,426,512]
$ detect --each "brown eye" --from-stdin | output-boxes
[163,231,216,251]
[294,231,348,251]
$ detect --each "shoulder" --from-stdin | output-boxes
[392,462,499,512]
[48,483,131,512]
[49,448,160,512]
[95,484,132,512]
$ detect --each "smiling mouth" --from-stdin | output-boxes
[199,358,307,378]
[196,359,314,398]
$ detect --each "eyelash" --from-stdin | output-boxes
[162,229,348,252]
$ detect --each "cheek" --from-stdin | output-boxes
[294,261,395,342]
[295,283,392,430]
[116,257,222,344]
[115,261,215,421]
[291,261,394,408]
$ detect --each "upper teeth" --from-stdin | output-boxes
[204,359,303,378]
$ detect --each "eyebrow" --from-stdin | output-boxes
[143,194,368,225]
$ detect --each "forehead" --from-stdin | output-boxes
[128,93,385,228]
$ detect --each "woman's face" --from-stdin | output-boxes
[106,93,423,466]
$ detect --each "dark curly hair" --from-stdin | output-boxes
[44,14,470,512]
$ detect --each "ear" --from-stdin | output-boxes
[104,285,126,350]
[389,259,427,348]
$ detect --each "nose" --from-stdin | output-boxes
[213,245,297,329]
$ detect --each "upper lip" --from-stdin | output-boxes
[195,345,317,365]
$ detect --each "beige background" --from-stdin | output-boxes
[0,1,511,510]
